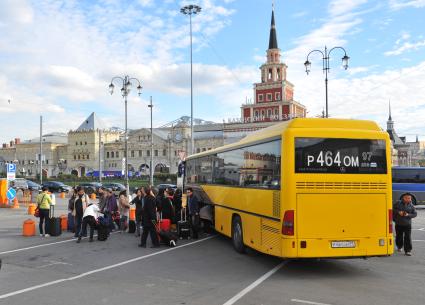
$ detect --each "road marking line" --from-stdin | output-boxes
[222,261,286,305]
[0,236,216,300]
[291,299,333,305]
[0,232,119,256]
[413,239,425,242]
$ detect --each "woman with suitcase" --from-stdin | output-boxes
[36,187,53,237]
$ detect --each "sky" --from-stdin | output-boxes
[1,0,425,144]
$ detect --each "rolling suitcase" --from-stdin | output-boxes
[67,212,75,232]
[177,208,190,239]
[128,220,136,234]
[48,205,62,236]
[158,213,171,232]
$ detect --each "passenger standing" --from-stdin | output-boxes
[105,189,118,232]
[139,187,160,248]
[131,188,144,237]
[187,187,200,239]
[77,202,102,243]
[36,187,53,237]
[97,187,107,213]
[173,188,183,222]
[393,194,417,256]
[71,187,90,238]
[161,189,175,222]
[118,190,130,233]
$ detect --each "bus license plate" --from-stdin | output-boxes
[331,241,356,248]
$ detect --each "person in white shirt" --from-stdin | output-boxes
[77,202,103,243]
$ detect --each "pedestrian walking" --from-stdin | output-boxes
[77,202,103,243]
[393,194,417,256]
[130,187,144,237]
[70,187,90,238]
[139,186,160,248]
[187,187,200,239]
[118,190,130,233]
[36,187,53,237]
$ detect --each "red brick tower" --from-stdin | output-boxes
[241,6,306,123]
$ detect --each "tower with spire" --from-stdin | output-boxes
[241,4,306,123]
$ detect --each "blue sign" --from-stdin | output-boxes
[7,163,16,173]
[6,188,16,200]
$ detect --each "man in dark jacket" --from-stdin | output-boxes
[187,187,200,239]
[97,187,107,213]
[393,194,417,256]
[131,188,144,237]
[105,189,118,232]
[139,187,160,248]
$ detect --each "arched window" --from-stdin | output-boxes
[255,110,259,117]
[267,109,272,117]
[111,152,114,158]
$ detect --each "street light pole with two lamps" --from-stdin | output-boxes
[304,46,350,118]
[180,4,201,155]
[108,75,142,196]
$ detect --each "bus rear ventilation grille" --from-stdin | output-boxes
[261,224,280,234]
[296,181,387,190]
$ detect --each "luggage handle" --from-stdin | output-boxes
[180,207,187,222]
[49,204,55,218]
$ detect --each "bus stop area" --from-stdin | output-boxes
[0,198,424,305]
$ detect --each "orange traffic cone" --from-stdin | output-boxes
[12,197,19,209]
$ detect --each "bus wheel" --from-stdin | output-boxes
[232,216,246,253]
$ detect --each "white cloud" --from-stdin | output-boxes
[385,40,425,56]
[346,66,372,75]
[0,0,33,25]
[389,0,425,9]
[328,0,368,17]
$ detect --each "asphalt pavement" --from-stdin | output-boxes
[0,197,424,305]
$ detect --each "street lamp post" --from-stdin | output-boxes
[108,75,142,196]
[180,4,201,155]
[304,46,350,118]
[148,96,154,187]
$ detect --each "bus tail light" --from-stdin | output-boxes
[282,210,294,236]
[388,209,393,234]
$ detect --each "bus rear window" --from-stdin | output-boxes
[295,138,387,174]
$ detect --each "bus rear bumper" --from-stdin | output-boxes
[281,237,394,258]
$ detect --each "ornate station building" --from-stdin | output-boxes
[241,8,306,124]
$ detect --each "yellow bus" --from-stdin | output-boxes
[185,118,394,258]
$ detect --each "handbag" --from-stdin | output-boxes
[34,207,40,218]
